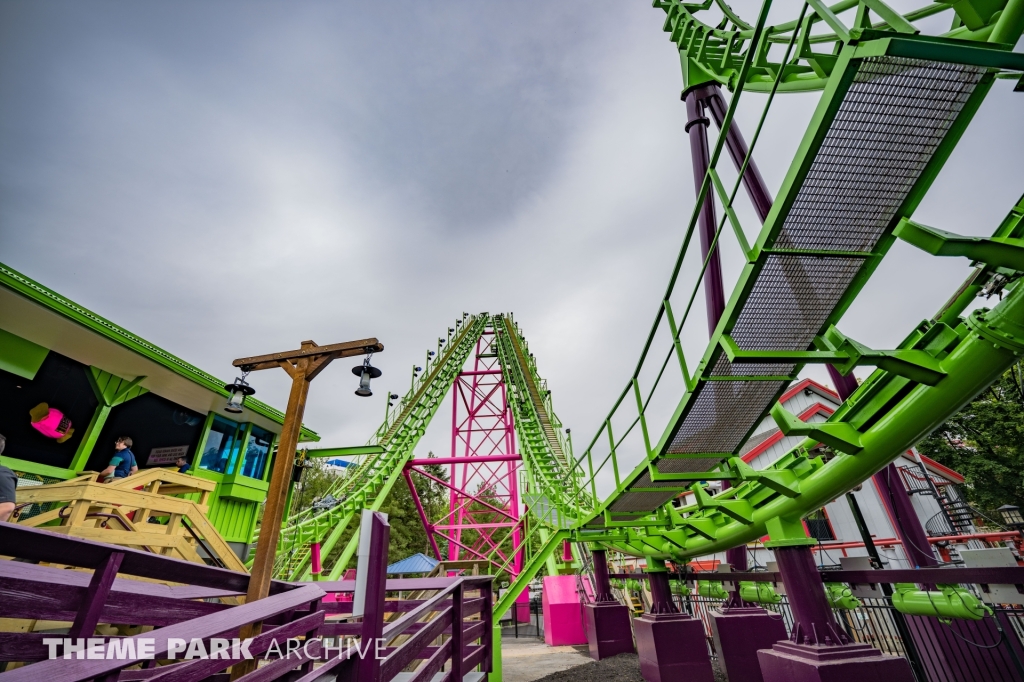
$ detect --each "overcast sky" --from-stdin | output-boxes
[1,1,1022,489]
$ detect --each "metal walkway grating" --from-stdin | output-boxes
[775,57,984,252]
[609,55,988,514]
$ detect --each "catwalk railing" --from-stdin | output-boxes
[0,519,493,682]
[563,0,1024,562]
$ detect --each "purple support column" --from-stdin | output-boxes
[776,546,847,647]
[704,88,774,223]
[591,549,615,602]
[647,569,677,615]
[584,549,634,660]
[684,84,726,335]
[682,86,791,680]
[758,545,914,681]
[874,465,939,568]
[634,561,714,682]
[710,539,788,682]
[826,365,938,569]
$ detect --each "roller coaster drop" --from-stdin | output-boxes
[262,0,1024,653]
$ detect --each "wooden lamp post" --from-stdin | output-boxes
[229,337,383,676]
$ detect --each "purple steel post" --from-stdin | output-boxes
[704,88,774,223]
[827,365,938,568]
[684,84,726,334]
[688,83,747,591]
[875,464,940,568]
[646,564,677,615]
[357,512,390,682]
[584,548,635,660]
[633,558,713,682]
[591,549,615,602]
[758,542,914,682]
[774,546,847,646]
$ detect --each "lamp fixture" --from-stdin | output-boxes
[224,373,255,413]
[352,356,382,397]
[998,505,1024,529]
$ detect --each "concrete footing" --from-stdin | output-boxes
[758,640,915,682]
[710,607,787,682]
[634,612,714,682]
[584,602,634,660]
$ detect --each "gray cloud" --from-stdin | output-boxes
[1,0,1021,486]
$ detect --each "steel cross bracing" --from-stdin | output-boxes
[555,1,1024,567]
[404,328,525,576]
[653,0,1024,93]
[263,313,587,582]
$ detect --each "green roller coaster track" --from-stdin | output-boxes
[261,0,1024,626]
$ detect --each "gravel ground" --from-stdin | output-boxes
[528,652,728,682]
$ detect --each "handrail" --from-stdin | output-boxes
[0,523,268,594]
[0,584,326,682]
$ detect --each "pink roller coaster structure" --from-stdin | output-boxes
[403,329,527,607]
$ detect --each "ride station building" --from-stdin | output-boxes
[0,261,319,559]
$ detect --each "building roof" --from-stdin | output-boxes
[0,261,318,441]
[677,376,964,500]
[780,378,841,405]
[387,553,439,575]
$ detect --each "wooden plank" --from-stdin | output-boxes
[462,645,486,673]
[461,620,487,644]
[232,339,383,370]
[0,573,225,625]
[51,526,187,549]
[17,484,199,516]
[0,524,272,594]
[407,639,452,682]
[380,606,453,681]
[69,552,124,638]
[178,510,248,573]
[319,622,363,637]
[0,633,116,662]
[0,584,326,681]
[312,577,460,593]
[144,612,324,682]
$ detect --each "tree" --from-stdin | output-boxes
[917,362,1024,518]
[316,452,451,570]
[290,456,346,514]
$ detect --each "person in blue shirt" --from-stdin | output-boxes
[99,436,138,482]
[175,456,190,474]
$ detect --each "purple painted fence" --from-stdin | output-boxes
[0,520,493,682]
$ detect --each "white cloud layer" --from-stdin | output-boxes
[1,0,1021,484]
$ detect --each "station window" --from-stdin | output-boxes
[239,426,273,479]
[199,416,244,474]
[805,508,836,542]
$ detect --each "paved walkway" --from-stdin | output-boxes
[500,638,591,682]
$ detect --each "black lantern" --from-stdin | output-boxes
[352,357,382,397]
[224,374,255,413]
[999,505,1024,529]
